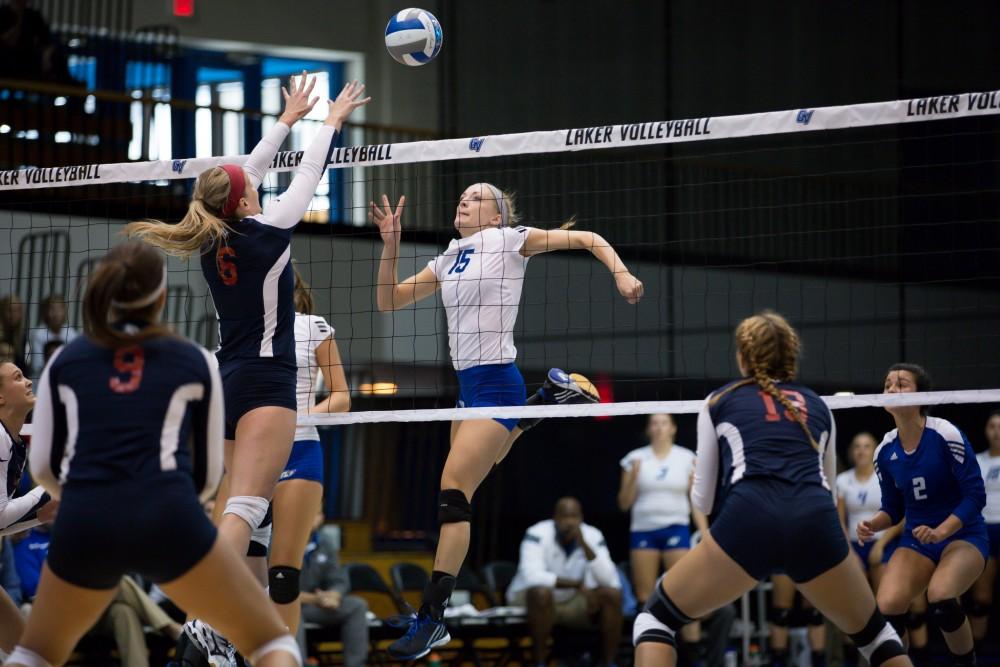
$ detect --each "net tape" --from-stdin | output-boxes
[2,90,999,190]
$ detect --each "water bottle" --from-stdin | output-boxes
[724,648,738,667]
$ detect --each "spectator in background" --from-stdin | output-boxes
[299,511,369,667]
[27,294,78,376]
[0,296,27,372]
[618,413,708,664]
[11,524,47,602]
[0,0,78,84]
[507,497,623,667]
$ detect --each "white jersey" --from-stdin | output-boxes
[294,313,333,442]
[0,422,46,533]
[620,445,695,532]
[836,469,883,539]
[427,226,531,371]
[976,451,1000,524]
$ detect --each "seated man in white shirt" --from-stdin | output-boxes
[507,497,623,667]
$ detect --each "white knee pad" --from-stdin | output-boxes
[223,495,270,530]
[632,610,677,647]
[250,521,273,550]
[5,646,53,667]
[250,634,301,666]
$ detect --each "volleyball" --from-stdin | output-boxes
[384,8,443,66]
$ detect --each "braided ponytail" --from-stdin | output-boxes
[735,310,818,451]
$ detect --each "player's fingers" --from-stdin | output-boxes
[305,75,317,96]
[281,86,289,101]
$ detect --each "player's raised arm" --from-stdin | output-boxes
[520,226,643,304]
[243,71,318,189]
[371,194,440,311]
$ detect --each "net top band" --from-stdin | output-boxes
[2,90,999,191]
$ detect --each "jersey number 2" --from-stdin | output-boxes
[912,476,927,500]
[110,345,145,394]
[448,248,475,274]
[216,245,238,286]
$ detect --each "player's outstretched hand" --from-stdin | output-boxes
[856,519,876,545]
[616,272,643,304]
[326,80,371,128]
[370,194,405,245]
[279,70,319,126]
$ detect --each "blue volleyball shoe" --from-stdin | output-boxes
[518,368,600,431]
[387,612,451,660]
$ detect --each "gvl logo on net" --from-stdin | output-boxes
[171,160,187,174]
[796,109,814,125]
[469,137,486,152]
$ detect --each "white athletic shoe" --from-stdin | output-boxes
[184,619,237,667]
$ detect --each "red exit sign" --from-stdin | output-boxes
[173,0,194,17]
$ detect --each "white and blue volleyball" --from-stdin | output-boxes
[384,8,443,66]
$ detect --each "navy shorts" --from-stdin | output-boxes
[987,523,1000,559]
[48,477,217,590]
[279,439,324,483]
[220,359,296,440]
[898,522,990,564]
[631,524,691,551]
[710,478,849,583]
[456,363,526,432]
[851,540,875,569]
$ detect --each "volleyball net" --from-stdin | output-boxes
[2,89,999,429]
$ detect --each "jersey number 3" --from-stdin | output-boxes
[448,248,475,275]
[110,345,145,394]
[216,245,238,286]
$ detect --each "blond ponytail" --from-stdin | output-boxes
[125,167,234,257]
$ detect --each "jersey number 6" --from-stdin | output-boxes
[110,345,145,394]
[216,245,238,286]
[759,390,809,423]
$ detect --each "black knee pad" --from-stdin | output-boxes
[968,599,991,618]
[438,489,471,524]
[907,609,926,629]
[929,598,966,633]
[769,606,792,627]
[645,579,694,629]
[806,607,824,626]
[884,612,907,637]
[849,609,906,667]
[633,579,692,648]
[268,566,300,604]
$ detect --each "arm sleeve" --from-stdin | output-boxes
[619,451,634,471]
[311,316,333,350]
[947,435,987,526]
[258,125,337,230]
[584,530,619,588]
[691,398,720,515]
[517,533,557,589]
[243,122,290,190]
[875,447,905,525]
[192,348,225,503]
[0,486,46,531]
[28,351,64,499]
[823,410,838,500]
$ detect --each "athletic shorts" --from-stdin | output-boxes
[220,359,296,440]
[456,363,526,432]
[279,439,324,483]
[709,478,849,583]
[48,477,216,590]
[898,522,990,564]
[851,540,875,570]
[881,537,899,563]
[987,523,1000,559]
[630,524,691,551]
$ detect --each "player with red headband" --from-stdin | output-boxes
[127,72,369,665]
